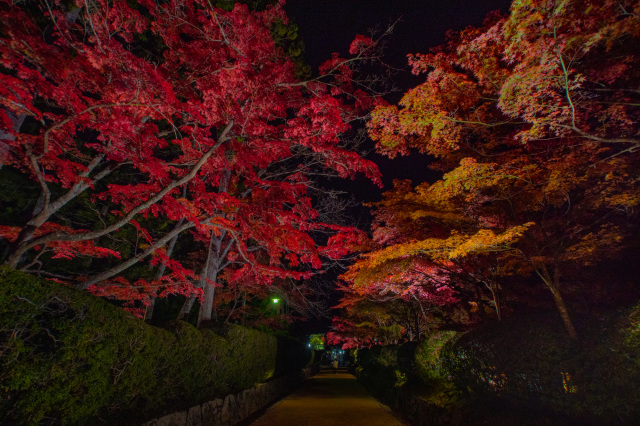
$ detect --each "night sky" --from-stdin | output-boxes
[286,0,512,206]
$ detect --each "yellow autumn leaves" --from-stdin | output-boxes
[360,222,535,271]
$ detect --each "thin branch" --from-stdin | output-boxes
[80,219,195,288]
[82,0,104,52]
[27,147,51,213]
[557,124,640,146]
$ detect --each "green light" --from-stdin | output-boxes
[272,298,279,304]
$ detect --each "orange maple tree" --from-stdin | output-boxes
[335,0,640,343]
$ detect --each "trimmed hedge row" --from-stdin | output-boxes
[0,268,278,425]
[355,307,640,424]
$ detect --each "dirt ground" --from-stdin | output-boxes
[247,370,409,426]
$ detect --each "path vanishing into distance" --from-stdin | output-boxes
[246,369,408,426]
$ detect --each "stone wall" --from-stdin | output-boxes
[142,367,316,426]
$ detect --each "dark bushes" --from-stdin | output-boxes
[275,335,313,376]
[355,308,640,424]
[356,344,412,404]
[0,268,277,425]
[441,310,640,420]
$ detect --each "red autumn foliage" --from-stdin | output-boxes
[0,0,382,320]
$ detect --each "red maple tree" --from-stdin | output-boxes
[0,0,383,321]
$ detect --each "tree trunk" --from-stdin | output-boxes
[197,169,231,327]
[225,293,240,324]
[197,233,222,327]
[7,154,110,268]
[178,232,219,323]
[472,283,487,320]
[535,267,577,339]
[177,229,232,323]
[549,285,577,339]
[494,288,502,322]
[0,111,25,170]
[415,296,431,335]
[178,293,197,321]
[486,281,502,322]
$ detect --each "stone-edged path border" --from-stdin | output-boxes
[141,367,317,426]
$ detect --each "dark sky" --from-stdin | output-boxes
[285,0,513,207]
[286,0,512,72]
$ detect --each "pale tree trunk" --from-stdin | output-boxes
[414,294,431,335]
[225,291,242,324]
[493,288,502,322]
[196,169,232,327]
[178,234,218,321]
[196,233,223,327]
[9,154,112,267]
[414,312,422,341]
[177,167,234,324]
[471,283,487,320]
[178,230,231,325]
[177,232,237,325]
[550,285,577,338]
[484,280,502,321]
[178,291,197,321]
[535,266,577,339]
[144,218,184,321]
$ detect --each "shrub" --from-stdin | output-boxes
[0,268,278,425]
[414,330,459,384]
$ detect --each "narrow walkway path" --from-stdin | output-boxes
[247,369,408,426]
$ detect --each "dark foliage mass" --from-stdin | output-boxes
[354,306,640,424]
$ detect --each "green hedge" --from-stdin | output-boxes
[0,268,277,425]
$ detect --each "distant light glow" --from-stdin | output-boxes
[272,298,279,304]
